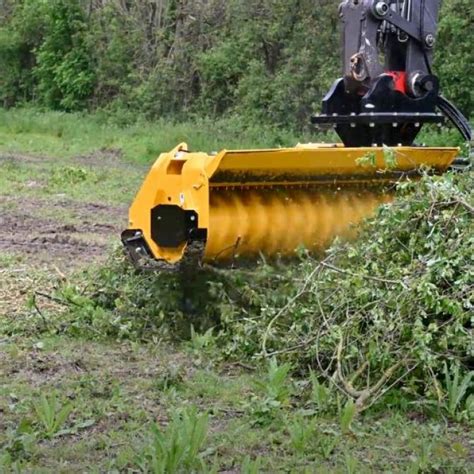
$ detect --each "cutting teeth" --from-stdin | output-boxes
[205,187,392,261]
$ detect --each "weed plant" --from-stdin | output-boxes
[136,407,209,473]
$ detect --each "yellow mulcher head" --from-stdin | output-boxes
[122,0,472,269]
[122,143,458,267]
[120,0,473,269]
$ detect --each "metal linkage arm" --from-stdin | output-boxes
[340,0,441,94]
[312,0,471,146]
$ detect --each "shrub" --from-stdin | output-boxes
[34,0,95,110]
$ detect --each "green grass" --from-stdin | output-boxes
[1,337,471,472]
[0,156,143,206]
[0,108,315,165]
[0,108,467,167]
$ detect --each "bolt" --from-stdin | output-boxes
[398,32,408,42]
[374,1,389,17]
[423,80,434,91]
[425,34,435,48]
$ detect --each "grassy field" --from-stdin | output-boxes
[0,109,473,472]
[0,108,315,164]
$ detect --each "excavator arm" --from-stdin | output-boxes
[312,0,472,145]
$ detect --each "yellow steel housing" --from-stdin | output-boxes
[126,143,458,264]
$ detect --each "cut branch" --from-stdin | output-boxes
[336,338,404,410]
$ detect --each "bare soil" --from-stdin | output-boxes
[0,197,125,268]
[0,154,128,270]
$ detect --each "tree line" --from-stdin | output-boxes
[0,0,472,128]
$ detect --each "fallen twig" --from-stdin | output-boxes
[261,258,328,356]
[320,261,405,287]
[35,291,81,307]
[456,198,474,214]
[336,337,404,411]
[32,293,49,330]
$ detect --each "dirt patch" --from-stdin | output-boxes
[74,147,124,167]
[3,349,86,384]
[1,148,149,173]
[0,193,127,270]
[74,147,149,173]
[0,152,51,165]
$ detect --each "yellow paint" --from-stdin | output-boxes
[126,143,458,264]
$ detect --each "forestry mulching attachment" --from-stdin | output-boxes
[122,0,470,268]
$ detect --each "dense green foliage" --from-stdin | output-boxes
[1,0,472,125]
